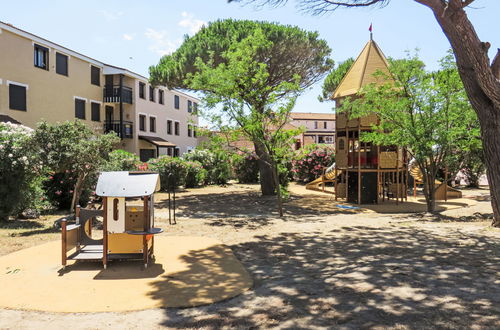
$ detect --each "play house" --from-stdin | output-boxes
[61,171,163,269]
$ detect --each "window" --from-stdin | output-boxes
[314,121,318,129]
[187,124,192,137]
[193,126,197,138]
[149,86,155,102]
[139,82,145,99]
[174,95,179,109]
[167,120,172,135]
[75,98,86,119]
[56,53,68,76]
[9,84,27,111]
[193,102,198,114]
[150,117,156,132]
[139,114,146,131]
[324,121,327,129]
[167,148,172,156]
[91,66,100,86]
[174,148,180,157]
[34,44,49,70]
[91,102,101,122]
[159,90,164,104]
[174,122,180,136]
[188,100,192,113]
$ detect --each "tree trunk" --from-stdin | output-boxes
[70,172,85,213]
[254,141,276,195]
[421,1,500,226]
[423,172,436,212]
[271,160,284,216]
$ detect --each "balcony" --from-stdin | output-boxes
[103,85,133,104]
[104,120,133,139]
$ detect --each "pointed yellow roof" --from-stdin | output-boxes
[333,40,391,99]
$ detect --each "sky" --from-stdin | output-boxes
[2,0,499,120]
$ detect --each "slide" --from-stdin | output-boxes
[305,163,336,194]
[409,164,462,200]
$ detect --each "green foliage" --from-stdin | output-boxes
[184,161,208,188]
[100,149,141,172]
[341,50,480,210]
[182,149,231,185]
[43,170,93,209]
[0,122,44,220]
[232,152,260,183]
[33,121,119,210]
[319,58,354,101]
[292,144,335,182]
[148,156,187,190]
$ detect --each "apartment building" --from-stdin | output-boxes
[0,21,198,161]
[289,112,335,148]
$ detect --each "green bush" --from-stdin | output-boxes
[43,170,93,209]
[100,149,140,172]
[0,122,45,220]
[292,145,335,182]
[148,156,187,190]
[183,149,231,185]
[232,152,259,183]
[184,161,208,188]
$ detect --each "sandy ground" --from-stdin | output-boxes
[0,183,499,329]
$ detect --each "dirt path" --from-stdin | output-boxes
[0,183,499,329]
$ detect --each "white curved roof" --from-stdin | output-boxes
[95,171,160,197]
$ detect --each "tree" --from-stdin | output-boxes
[33,121,119,212]
[319,58,354,102]
[228,0,500,226]
[150,19,332,196]
[339,53,479,212]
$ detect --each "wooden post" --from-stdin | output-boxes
[334,167,338,201]
[143,195,149,268]
[61,218,67,269]
[75,205,81,251]
[444,165,448,202]
[102,197,108,269]
[377,145,380,203]
[358,127,361,205]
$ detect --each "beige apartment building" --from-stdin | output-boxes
[289,112,335,148]
[0,21,199,161]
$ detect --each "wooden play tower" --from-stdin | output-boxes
[332,39,408,204]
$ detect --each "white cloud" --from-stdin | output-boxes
[98,10,123,21]
[178,12,206,35]
[122,33,135,41]
[144,28,180,56]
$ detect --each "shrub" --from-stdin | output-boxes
[292,145,335,182]
[148,156,187,190]
[184,161,208,188]
[100,149,140,172]
[0,122,44,220]
[232,152,259,183]
[183,149,231,185]
[43,170,93,209]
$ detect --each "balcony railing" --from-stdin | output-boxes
[104,120,133,139]
[103,85,133,104]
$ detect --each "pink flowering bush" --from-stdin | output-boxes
[43,169,92,209]
[292,145,335,182]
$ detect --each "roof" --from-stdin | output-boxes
[0,114,21,124]
[290,112,336,120]
[95,171,160,197]
[139,135,176,147]
[333,40,391,99]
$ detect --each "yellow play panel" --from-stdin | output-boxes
[0,236,252,312]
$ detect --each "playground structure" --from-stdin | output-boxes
[306,39,461,204]
[409,164,462,200]
[61,171,164,269]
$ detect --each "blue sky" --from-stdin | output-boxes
[2,0,499,117]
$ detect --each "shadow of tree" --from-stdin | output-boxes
[0,220,45,230]
[154,226,500,328]
[155,190,356,230]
